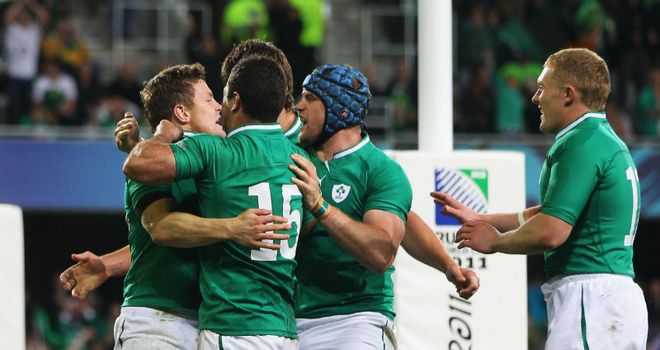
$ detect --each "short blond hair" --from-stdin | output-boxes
[544,48,610,111]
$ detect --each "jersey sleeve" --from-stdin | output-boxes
[541,140,598,226]
[126,179,173,219]
[170,134,222,181]
[364,159,412,223]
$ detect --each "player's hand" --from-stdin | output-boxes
[445,264,480,300]
[114,112,141,153]
[154,119,183,143]
[59,251,109,299]
[229,208,291,250]
[289,153,322,210]
[455,221,500,254]
[431,192,480,224]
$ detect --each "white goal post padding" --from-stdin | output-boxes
[0,204,25,349]
[390,150,528,350]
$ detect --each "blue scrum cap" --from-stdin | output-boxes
[302,64,372,143]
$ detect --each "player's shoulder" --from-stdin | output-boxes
[289,142,311,159]
[361,142,400,168]
[176,133,228,154]
[181,132,225,143]
[562,122,623,154]
[358,145,408,185]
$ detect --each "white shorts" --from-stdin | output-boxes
[297,312,396,350]
[197,329,299,350]
[541,274,647,350]
[113,306,199,350]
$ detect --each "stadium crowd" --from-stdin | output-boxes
[0,0,323,130]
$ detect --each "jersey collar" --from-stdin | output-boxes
[227,123,281,137]
[555,111,606,140]
[333,134,370,159]
[284,115,302,137]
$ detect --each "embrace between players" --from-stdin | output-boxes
[60,40,647,349]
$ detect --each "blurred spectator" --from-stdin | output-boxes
[288,0,323,95]
[75,61,101,126]
[41,16,90,80]
[385,58,417,131]
[606,99,634,144]
[526,0,573,59]
[186,21,223,95]
[458,3,495,72]
[458,63,495,133]
[31,60,78,126]
[268,0,304,88]
[361,64,386,97]
[92,301,121,350]
[572,0,614,52]
[92,85,140,129]
[185,12,203,60]
[55,292,99,350]
[518,61,543,134]
[494,62,529,134]
[635,66,660,137]
[2,0,49,125]
[29,276,107,350]
[647,278,660,349]
[495,2,543,64]
[220,0,270,50]
[527,281,548,350]
[185,14,223,94]
[107,62,142,107]
[606,0,651,110]
[450,0,660,137]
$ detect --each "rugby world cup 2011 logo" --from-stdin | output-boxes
[435,168,489,226]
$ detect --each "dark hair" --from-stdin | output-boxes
[140,63,206,130]
[227,56,286,122]
[221,39,294,110]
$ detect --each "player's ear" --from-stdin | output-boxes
[231,92,241,113]
[564,85,577,107]
[172,103,190,123]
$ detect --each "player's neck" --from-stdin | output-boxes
[316,126,362,161]
[276,108,295,131]
[558,104,593,131]
[226,112,263,132]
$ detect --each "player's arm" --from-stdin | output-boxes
[402,211,479,299]
[456,213,572,254]
[123,120,182,184]
[290,153,404,273]
[462,138,601,255]
[431,191,541,231]
[325,208,404,274]
[141,198,291,249]
[59,246,131,299]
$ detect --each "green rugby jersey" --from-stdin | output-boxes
[122,162,201,311]
[283,111,302,146]
[540,112,640,280]
[295,133,413,320]
[170,123,308,338]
